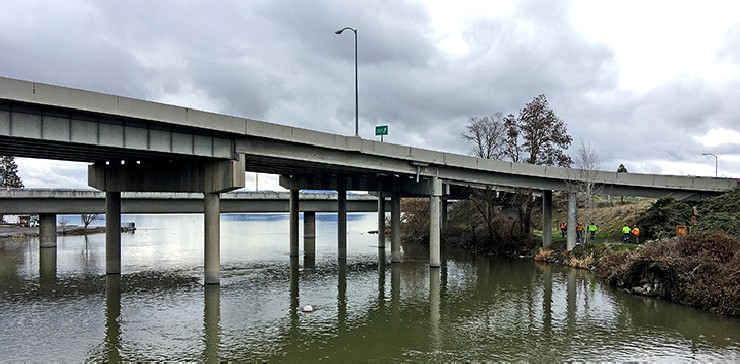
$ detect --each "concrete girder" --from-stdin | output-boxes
[88,157,245,193]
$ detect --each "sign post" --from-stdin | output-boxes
[375,125,388,142]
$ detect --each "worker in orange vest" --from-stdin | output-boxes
[576,223,584,243]
[632,226,641,244]
[559,222,567,238]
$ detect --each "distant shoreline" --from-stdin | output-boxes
[0,225,135,239]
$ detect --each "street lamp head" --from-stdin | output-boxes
[335,27,356,35]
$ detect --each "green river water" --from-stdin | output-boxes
[0,213,738,361]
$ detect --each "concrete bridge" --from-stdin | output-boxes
[1,77,735,284]
[0,189,386,214]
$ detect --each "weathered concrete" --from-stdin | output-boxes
[2,77,734,202]
[429,177,442,268]
[289,189,299,258]
[39,213,56,248]
[88,158,245,193]
[105,192,121,275]
[0,189,384,214]
[566,192,577,251]
[304,211,316,259]
[377,193,386,248]
[39,246,56,282]
[391,192,401,263]
[542,190,553,247]
[204,193,220,284]
[338,179,347,260]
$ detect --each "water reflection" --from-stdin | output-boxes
[429,267,441,350]
[104,275,121,362]
[203,285,220,362]
[338,259,347,335]
[1,214,738,361]
[377,248,386,311]
[539,263,553,336]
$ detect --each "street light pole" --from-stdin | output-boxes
[702,153,718,177]
[335,26,358,137]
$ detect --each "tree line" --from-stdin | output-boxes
[458,94,605,253]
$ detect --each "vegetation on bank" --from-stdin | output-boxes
[596,232,739,316]
[399,188,740,316]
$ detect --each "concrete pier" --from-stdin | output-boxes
[377,192,386,248]
[542,190,553,247]
[39,213,57,248]
[39,246,57,283]
[289,189,299,257]
[204,193,221,284]
[303,211,316,260]
[338,180,347,260]
[566,192,577,251]
[105,192,121,275]
[429,177,441,268]
[391,192,401,263]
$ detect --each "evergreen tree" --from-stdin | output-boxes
[0,156,24,188]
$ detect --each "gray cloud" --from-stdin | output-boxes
[1,0,739,187]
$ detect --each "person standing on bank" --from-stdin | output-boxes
[576,223,584,243]
[560,222,567,238]
[588,222,598,241]
[622,224,631,243]
[632,226,640,244]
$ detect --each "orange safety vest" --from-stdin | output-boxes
[560,223,566,230]
[576,224,584,231]
[632,227,640,236]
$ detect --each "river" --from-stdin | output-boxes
[0,213,738,361]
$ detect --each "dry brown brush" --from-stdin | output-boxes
[596,231,740,316]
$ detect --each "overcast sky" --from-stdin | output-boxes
[2,0,739,190]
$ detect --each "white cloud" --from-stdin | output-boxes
[694,128,740,148]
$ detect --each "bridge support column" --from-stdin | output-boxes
[566,192,577,251]
[391,192,401,263]
[441,184,449,229]
[304,211,316,260]
[377,192,386,248]
[39,245,57,283]
[337,180,347,260]
[429,177,441,268]
[289,189,299,257]
[204,192,221,285]
[542,190,553,247]
[106,191,121,275]
[39,213,57,248]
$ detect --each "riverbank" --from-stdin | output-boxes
[535,232,740,317]
[401,191,740,317]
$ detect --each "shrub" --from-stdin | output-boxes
[596,232,740,316]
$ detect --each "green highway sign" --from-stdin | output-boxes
[375,125,388,136]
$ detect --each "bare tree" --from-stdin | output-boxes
[58,216,70,233]
[461,114,507,250]
[461,114,507,159]
[81,213,100,232]
[567,140,603,245]
[503,95,573,237]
